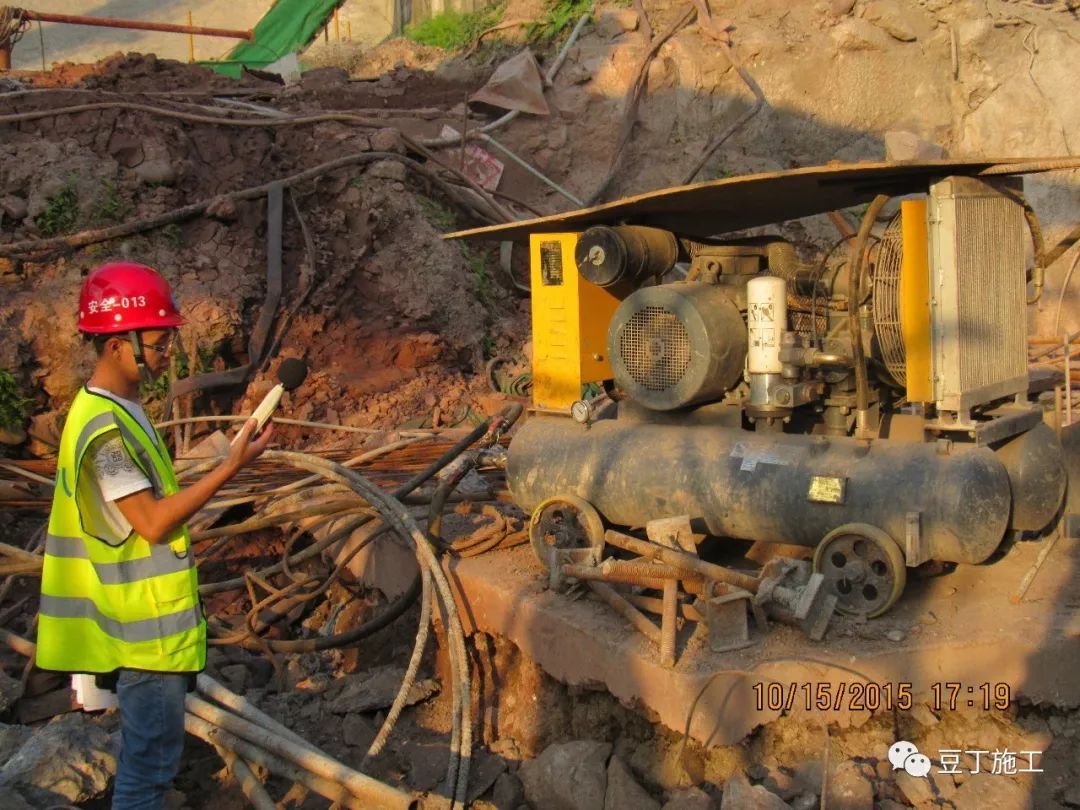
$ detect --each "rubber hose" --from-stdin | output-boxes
[394,418,490,497]
[429,403,523,547]
[428,457,477,547]
[217,570,422,653]
[848,195,889,434]
[199,435,499,799]
[205,419,495,651]
[259,453,473,808]
[364,567,433,763]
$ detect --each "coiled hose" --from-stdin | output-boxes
[197,417,493,601]
[254,450,475,808]
[197,405,521,806]
[366,405,522,790]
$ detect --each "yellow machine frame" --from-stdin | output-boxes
[529,233,622,410]
[900,199,933,403]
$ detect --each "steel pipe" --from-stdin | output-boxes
[185,694,413,809]
[196,674,317,754]
[185,713,367,810]
[606,530,761,593]
[586,581,661,644]
[211,744,275,810]
[809,352,852,367]
[19,9,254,40]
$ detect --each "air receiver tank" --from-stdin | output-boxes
[507,416,1014,565]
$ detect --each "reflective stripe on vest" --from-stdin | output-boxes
[71,410,165,499]
[73,412,118,466]
[38,388,205,674]
[45,533,193,585]
[112,417,166,498]
[39,594,202,643]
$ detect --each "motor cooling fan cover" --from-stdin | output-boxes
[607,283,747,411]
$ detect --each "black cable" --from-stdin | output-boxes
[429,404,522,548]
[211,571,422,653]
[428,458,476,549]
[393,418,490,497]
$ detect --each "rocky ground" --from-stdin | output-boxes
[2,621,1078,809]
[1,0,1080,807]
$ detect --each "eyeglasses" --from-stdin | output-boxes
[128,333,176,355]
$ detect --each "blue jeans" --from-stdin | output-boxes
[112,670,188,810]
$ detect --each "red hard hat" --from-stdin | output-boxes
[78,261,184,334]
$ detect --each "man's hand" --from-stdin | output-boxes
[225,418,274,475]
[115,419,275,544]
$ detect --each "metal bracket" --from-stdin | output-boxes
[755,559,836,641]
[646,515,699,555]
[925,405,1041,445]
[905,511,924,567]
[974,407,1043,446]
[700,588,755,652]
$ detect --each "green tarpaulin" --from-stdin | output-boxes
[203,0,344,78]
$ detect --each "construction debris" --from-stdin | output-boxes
[469,49,550,116]
[0,671,21,713]
[518,740,612,810]
[0,1,1079,809]
[323,666,440,714]
[0,712,116,806]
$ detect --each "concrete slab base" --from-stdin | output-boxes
[442,533,1080,746]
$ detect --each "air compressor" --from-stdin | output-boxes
[453,163,1074,618]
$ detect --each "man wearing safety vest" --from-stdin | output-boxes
[37,261,273,810]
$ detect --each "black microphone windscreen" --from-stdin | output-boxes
[278,358,308,391]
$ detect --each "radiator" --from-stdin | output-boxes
[928,176,1028,415]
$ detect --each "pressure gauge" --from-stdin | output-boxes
[570,399,593,425]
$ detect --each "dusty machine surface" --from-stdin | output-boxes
[451,158,1076,623]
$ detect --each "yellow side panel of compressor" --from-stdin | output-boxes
[900,199,933,403]
[530,233,621,410]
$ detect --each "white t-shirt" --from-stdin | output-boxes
[83,388,158,541]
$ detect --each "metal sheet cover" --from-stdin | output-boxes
[445,158,1080,242]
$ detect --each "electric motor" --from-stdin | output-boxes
[607,282,747,411]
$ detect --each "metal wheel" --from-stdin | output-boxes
[528,495,605,570]
[813,524,906,618]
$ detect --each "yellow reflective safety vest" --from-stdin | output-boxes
[38,387,206,673]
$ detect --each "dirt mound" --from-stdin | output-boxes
[83,52,270,93]
[0,54,525,452]
[10,0,1075,447]
[308,38,454,79]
